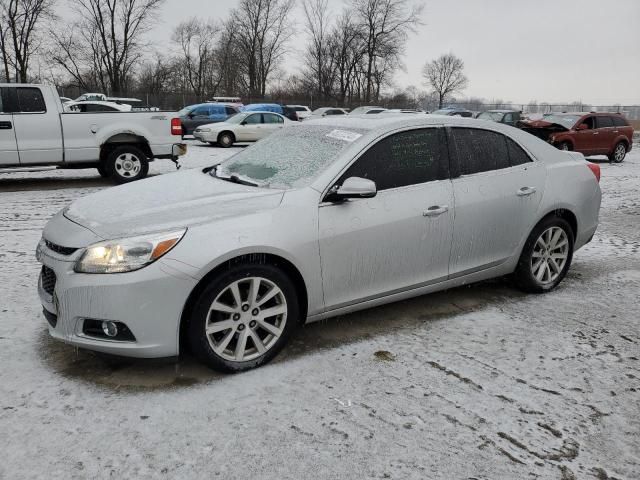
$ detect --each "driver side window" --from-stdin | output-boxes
[338,128,450,191]
[580,116,595,130]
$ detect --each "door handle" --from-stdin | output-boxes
[593,132,599,135]
[517,186,537,196]
[423,205,449,217]
[0,121,12,130]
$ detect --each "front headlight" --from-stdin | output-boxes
[74,229,186,274]
[197,128,211,133]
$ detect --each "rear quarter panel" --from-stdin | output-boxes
[60,112,179,162]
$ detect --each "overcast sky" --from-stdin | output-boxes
[146,0,640,104]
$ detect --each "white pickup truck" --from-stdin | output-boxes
[0,84,186,183]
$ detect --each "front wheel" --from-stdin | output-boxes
[609,142,627,163]
[217,132,235,148]
[106,145,149,184]
[557,142,571,151]
[187,264,299,372]
[514,217,574,293]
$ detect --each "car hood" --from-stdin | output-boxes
[517,119,569,131]
[63,169,284,240]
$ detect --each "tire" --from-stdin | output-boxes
[106,145,149,184]
[96,162,109,178]
[217,131,235,148]
[608,142,627,163]
[514,216,575,293]
[187,264,299,373]
[557,142,571,151]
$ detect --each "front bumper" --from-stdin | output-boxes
[37,239,198,358]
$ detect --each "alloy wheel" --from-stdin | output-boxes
[530,226,569,285]
[114,153,142,178]
[205,277,287,362]
[614,143,626,162]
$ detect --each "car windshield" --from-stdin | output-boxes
[312,108,328,114]
[477,112,504,121]
[225,112,251,124]
[541,114,582,127]
[215,125,367,189]
[350,106,381,115]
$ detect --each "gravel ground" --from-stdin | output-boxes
[1,140,639,479]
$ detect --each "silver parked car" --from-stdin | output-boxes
[37,116,601,372]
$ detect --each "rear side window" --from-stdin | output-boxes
[264,113,283,124]
[612,116,628,127]
[340,128,449,191]
[452,128,510,175]
[505,137,532,166]
[16,87,46,113]
[0,89,4,113]
[596,116,613,128]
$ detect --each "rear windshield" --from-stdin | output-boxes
[217,125,367,189]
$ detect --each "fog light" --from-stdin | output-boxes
[102,321,118,337]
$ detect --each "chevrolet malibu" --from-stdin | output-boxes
[37,116,602,372]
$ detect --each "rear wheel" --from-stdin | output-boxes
[609,142,627,163]
[217,132,235,148]
[514,217,574,293]
[187,264,299,372]
[106,145,149,184]
[96,163,109,178]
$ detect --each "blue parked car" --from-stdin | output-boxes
[178,103,241,135]
[241,103,298,121]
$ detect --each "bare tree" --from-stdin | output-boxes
[302,0,336,101]
[0,0,56,82]
[230,0,295,98]
[351,0,423,103]
[422,53,468,109]
[51,0,164,96]
[172,18,219,99]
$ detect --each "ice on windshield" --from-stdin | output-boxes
[217,125,367,189]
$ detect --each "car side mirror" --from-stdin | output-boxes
[326,177,377,202]
[240,121,247,126]
[576,123,589,131]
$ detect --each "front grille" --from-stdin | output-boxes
[45,239,78,256]
[40,266,56,295]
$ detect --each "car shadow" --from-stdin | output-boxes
[37,277,524,391]
[0,175,112,192]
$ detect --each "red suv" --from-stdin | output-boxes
[518,112,633,162]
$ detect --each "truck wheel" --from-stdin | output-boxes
[608,142,627,163]
[106,145,149,184]
[218,132,235,148]
[97,163,109,178]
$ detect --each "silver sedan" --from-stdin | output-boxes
[37,115,601,372]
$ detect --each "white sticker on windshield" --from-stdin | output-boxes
[326,129,362,142]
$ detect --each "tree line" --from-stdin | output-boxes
[2,0,455,107]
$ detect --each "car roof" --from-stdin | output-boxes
[547,111,622,116]
[484,109,519,113]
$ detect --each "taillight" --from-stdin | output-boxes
[586,162,600,182]
[171,118,182,136]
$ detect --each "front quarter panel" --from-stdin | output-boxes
[165,187,324,317]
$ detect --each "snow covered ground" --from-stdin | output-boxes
[1,140,639,479]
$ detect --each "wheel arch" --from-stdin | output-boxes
[612,137,630,153]
[533,208,578,241]
[217,130,236,143]
[178,252,309,352]
[100,134,153,163]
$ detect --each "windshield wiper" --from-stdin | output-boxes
[209,165,260,187]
